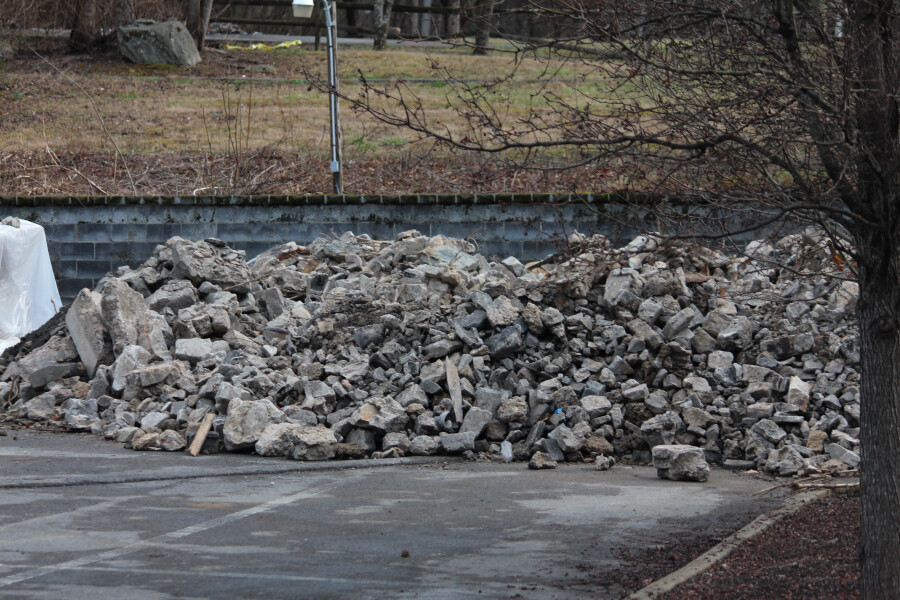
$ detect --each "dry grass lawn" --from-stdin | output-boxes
[0,35,617,195]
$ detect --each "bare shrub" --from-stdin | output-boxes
[1,0,182,31]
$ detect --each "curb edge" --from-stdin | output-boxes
[627,489,831,600]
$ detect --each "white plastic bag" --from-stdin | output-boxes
[0,218,62,349]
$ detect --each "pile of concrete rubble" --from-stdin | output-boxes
[0,229,862,477]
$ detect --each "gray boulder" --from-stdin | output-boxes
[118,20,201,67]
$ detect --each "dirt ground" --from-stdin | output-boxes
[0,34,610,196]
[622,492,860,600]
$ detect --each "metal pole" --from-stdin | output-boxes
[323,0,343,194]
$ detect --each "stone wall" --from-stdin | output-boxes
[0,193,773,302]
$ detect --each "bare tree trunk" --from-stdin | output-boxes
[114,0,135,29]
[374,0,394,50]
[856,239,900,600]
[472,0,494,55]
[187,0,214,49]
[445,0,460,38]
[187,0,201,43]
[198,0,214,48]
[70,0,100,52]
[853,2,900,598]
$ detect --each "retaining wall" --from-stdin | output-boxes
[0,193,770,302]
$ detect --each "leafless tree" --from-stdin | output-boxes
[186,0,213,49]
[69,0,138,51]
[343,1,899,596]
[374,0,395,50]
[70,0,101,51]
[114,0,135,27]
[472,0,495,54]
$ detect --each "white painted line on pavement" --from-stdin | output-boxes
[0,476,356,588]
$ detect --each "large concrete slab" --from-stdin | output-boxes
[0,431,781,599]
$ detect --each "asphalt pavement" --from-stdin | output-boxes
[0,430,781,599]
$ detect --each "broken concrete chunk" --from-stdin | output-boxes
[158,430,187,451]
[223,398,288,450]
[580,395,612,418]
[826,442,860,468]
[291,426,339,461]
[750,419,787,445]
[640,411,685,447]
[66,289,114,378]
[146,280,198,313]
[460,407,492,438]
[440,431,476,453]
[349,397,408,433]
[652,445,709,482]
[497,396,528,423]
[0,227,867,473]
[18,337,80,389]
[63,397,98,429]
[765,445,808,476]
[169,237,253,292]
[528,451,558,470]
[174,338,214,364]
[410,435,440,456]
[100,278,153,356]
[785,376,811,411]
[547,424,584,453]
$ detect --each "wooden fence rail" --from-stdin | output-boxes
[211,0,513,49]
[217,0,460,14]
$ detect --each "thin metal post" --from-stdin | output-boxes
[323,0,343,194]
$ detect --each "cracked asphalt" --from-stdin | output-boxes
[0,430,781,599]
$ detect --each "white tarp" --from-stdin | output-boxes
[0,218,62,353]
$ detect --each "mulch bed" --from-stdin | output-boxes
[659,493,860,600]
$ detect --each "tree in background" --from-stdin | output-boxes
[186,0,213,49]
[472,0,494,54]
[114,0,135,27]
[69,0,101,51]
[374,0,395,50]
[69,0,136,51]
[346,1,898,596]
